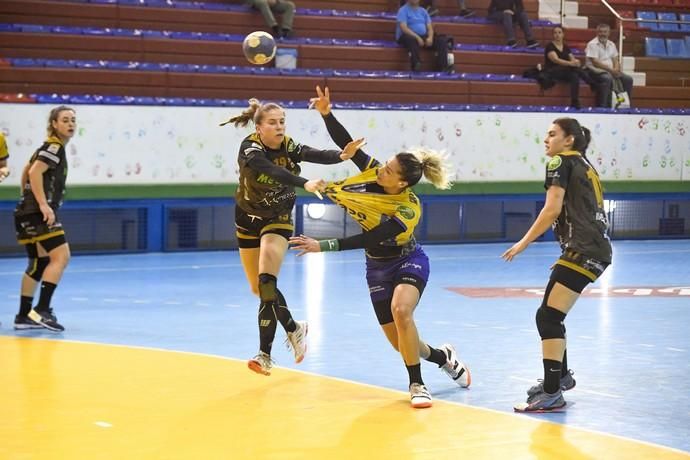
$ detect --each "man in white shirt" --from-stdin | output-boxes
[585,23,633,107]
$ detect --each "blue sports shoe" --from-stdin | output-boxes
[515,388,566,412]
[527,369,576,397]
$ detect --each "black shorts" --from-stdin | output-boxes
[235,206,294,249]
[14,212,67,250]
[551,249,609,291]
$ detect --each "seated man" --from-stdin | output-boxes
[585,23,633,108]
[488,0,538,48]
[396,0,451,72]
[245,0,295,39]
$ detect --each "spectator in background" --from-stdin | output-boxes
[488,0,539,49]
[585,23,633,108]
[396,0,440,72]
[245,0,295,39]
[544,26,588,109]
[399,0,474,18]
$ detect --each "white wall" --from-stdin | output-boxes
[1,103,688,185]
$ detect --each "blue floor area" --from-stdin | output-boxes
[1,240,689,453]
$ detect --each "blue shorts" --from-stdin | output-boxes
[365,244,429,304]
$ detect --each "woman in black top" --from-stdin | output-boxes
[222,98,362,375]
[544,26,584,109]
[503,117,612,412]
[13,106,76,332]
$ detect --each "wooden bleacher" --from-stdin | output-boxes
[0,0,688,108]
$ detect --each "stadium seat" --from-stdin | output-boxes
[637,11,658,30]
[665,38,689,58]
[645,37,667,57]
[680,13,690,32]
[658,12,679,32]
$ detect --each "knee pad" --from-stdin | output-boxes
[25,257,50,282]
[258,273,277,303]
[535,306,566,340]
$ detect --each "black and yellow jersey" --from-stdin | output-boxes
[15,136,68,216]
[545,151,612,263]
[325,158,422,258]
[0,132,8,161]
[235,132,342,218]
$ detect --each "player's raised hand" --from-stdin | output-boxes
[308,86,332,116]
[340,138,366,160]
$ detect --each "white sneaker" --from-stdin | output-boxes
[248,352,273,376]
[285,320,308,363]
[439,343,471,388]
[409,383,432,409]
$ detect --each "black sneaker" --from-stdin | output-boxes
[458,9,475,18]
[14,314,43,330]
[507,40,518,48]
[526,40,539,49]
[28,308,65,332]
[426,6,440,17]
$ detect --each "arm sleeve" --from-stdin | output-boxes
[299,145,344,164]
[337,219,405,251]
[322,112,377,171]
[246,155,308,188]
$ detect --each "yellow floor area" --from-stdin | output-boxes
[1,336,688,460]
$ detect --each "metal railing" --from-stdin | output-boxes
[600,0,689,64]
[555,0,690,65]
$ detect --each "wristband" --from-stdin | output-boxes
[318,239,340,252]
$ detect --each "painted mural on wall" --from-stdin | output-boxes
[0,104,687,185]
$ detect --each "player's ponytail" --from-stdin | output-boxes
[220,99,283,128]
[396,148,452,190]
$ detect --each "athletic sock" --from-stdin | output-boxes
[19,296,33,316]
[406,363,424,386]
[543,359,562,394]
[35,282,57,312]
[424,345,447,367]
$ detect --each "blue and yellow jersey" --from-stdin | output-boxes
[325,166,422,250]
[0,132,8,161]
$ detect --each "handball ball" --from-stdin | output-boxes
[242,31,277,65]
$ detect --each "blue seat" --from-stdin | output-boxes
[101,95,131,104]
[681,14,690,33]
[658,12,679,32]
[139,62,167,71]
[168,63,198,73]
[170,31,197,40]
[172,1,202,9]
[75,60,104,68]
[132,97,157,105]
[20,24,48,33]
[305,68,332,77]
[685,35,690,51]
[645,37,667,57]
[666,38,689,58]
[10,58,39,67]
[637,11,658,30]
[34,94,69,103]
[44,59,75,68]
[108,61,141,70]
